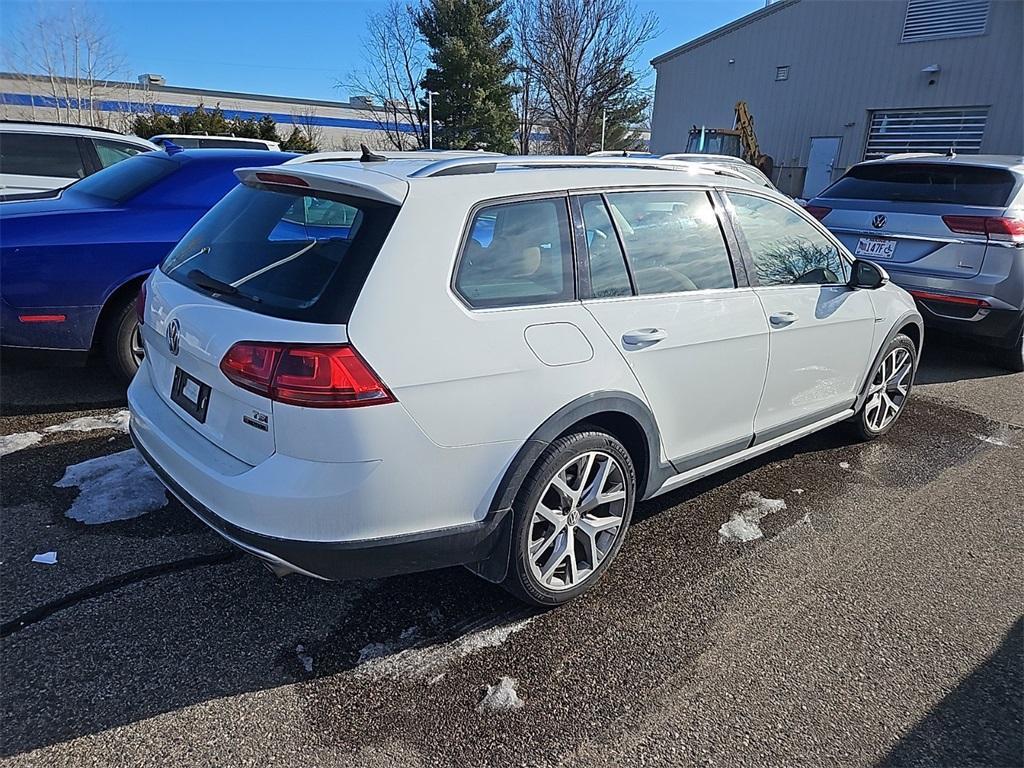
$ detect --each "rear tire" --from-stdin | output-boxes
[849,334,916,441]
[993,323,1024,373]
[501,429,635,607]
[103,297,144,382]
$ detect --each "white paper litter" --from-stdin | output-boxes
[55,449,167,524]
[296,644,314,673]
[839,461,851,470]
[31,551,58,565]
[44,410,130,434]
[718,491,787,544]
[476,676,524,713]
[0,432,43,457]
[355,618,531,680]
[792,488,805,495]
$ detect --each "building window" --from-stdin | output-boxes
[864,107,988,159]
[901,0,989,43]
[775,65,790,81]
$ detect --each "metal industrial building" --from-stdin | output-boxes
[649,0,1023,198]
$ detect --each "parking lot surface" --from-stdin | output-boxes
[1,339,1021,767]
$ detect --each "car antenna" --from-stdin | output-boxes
[360,144,387,162]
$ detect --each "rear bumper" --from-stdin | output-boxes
[127,360,511,580]
[131,427,509,579]
[0,299,99,353]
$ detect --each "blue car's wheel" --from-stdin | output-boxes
[103,297,144,382]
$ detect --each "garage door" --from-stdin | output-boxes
[864,108,987,159]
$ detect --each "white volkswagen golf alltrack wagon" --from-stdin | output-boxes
[129,154,923,606]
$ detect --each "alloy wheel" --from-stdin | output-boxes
[864,347,913,432]
[527,451,628,591]
[130,324,145,366]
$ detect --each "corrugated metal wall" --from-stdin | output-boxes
[650,0,1023,196]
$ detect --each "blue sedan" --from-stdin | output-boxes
[1,147,295,379]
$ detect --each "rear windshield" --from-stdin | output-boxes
[823,163,1016,207]
[70,154,175,202]
[161,183,399,323]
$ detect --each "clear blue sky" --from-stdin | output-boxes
[1,0,764,102]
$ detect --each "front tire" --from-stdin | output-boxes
[501,429,636,606]
[850,333,916,440]
[103,297,144,382]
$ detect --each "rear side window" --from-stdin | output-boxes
[162,183,399,323]
[0,132,87,179]
[823,163,1016,207]
[579,195,632,298]
[70,154,177,202]
[455,198,574,309]
[727,193,848,286]
[605,190,735,295]
[198,138,269,149]
[94,139,149,168]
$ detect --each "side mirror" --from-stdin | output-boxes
[849,258,889,290]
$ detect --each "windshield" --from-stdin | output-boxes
[822,162,1016,207]
[70,153,176,202]
[162,183,399,323]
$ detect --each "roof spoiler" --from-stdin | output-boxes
[234,166,408,206]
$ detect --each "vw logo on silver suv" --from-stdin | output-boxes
[872,214,887,229]
[166,318,180,355]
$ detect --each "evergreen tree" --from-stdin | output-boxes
[280,127,318,153]
[415,0,517,152]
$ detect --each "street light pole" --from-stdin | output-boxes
[601,108,607,151]
[428,91,435,150]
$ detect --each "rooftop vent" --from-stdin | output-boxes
[350,95,375,108]
[137,73,166,86]
[901,0,990,43]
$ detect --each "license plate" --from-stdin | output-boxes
[171,367,211,424]
[855,237,897,259]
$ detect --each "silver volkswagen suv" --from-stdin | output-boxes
[807,155,1024,371]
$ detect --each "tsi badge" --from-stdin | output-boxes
[243,409,270,432]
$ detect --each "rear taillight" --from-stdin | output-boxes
[908,289,990,309]
[135,281,147,325]
[942,215,1024,242]
[219,342,395,408]
[803,205,831,221]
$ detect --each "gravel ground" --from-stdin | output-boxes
[1,339,1021,768]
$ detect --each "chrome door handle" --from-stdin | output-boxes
[769,311,798,327]
[622,328,667,346]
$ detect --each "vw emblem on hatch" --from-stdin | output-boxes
[166,319,180,356]
[872,214,887,230]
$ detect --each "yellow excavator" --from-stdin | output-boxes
[685,101,774,177]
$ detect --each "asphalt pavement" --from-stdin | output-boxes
[1,338,1021,768]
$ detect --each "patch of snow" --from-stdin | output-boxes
[0,431,43,456]
[55,449,167,524]
[971,433,1010,448]
[718,491,787,544]
[476,677,524,713]
[296,644,314,673]
[31,551,57,565]
[355,617,532,681]
[45,410,130,434]
[792,488,805,495]
[839,461,851,470]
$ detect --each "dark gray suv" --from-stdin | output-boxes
[806,155,1024,371]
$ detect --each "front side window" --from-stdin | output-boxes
[163,183,398,322]
[727,193,848,286]
[0,132,86,179]
[455,198,574,309]
[94,139,149,168]
[605,190,735,295]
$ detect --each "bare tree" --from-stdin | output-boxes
[289,105,326,150]
[341,0,428,150]
[4,3,130,127]
[514,0,657,155]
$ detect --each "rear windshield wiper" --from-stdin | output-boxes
[187,269,262,303]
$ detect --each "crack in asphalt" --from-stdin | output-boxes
[0,550,241,639]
